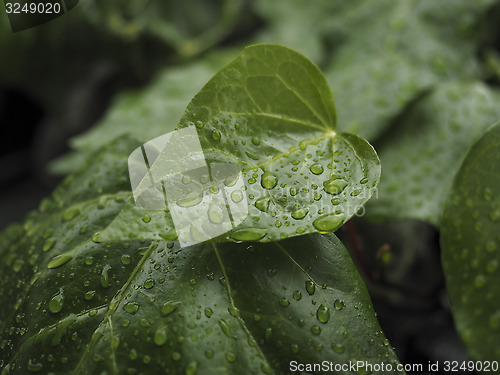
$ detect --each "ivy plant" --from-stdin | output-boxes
[0,45,402,374]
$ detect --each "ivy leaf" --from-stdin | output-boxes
[0,137,401,374]
[367,82,500,226]
[324,0,496,141]
[441,121,500,361]
[98,44,380,244]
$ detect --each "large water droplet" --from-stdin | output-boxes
[313,214,345,233]
[230,228,267,242]
[101,265,111,288]
[47,254,73,269]
[231,190,244,203]
[62,208,80,222]
[49,290,64,314]
[261,172,278,189]
[186,361,198,375]
[123,301,139,314]
[219,319,235,338]
[323,177,348,195]
[154,326,168,346]
[43,237,57,252]
[255,197,270,212]
[316,304,330,323]
[305,280,315,295]
[291,208,309,220]
[310,163,324,175]
[208,201,224,224]
[161,301,181,316]
[177,192,203,208]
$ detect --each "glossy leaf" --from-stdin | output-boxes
[367,82,500,225]
[441,121,500,361]
[0,138,401,374]
[99,44,380,244]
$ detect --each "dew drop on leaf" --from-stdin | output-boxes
[47,254,73,269]
[161,301,181,316]
[230,228,267,242]
[316,304,330,323]
[154,326,168,346]
[323,177,348,195]
[255,197,270,212]
[310,163,324,175]
[231,190,244,203]
[311,325,321,335]
[123,302,139,314]
[313,214,345,233]
[305,280,315,295]
[291,208,309,220]
[49,290,64,314]
[261,171,278,189]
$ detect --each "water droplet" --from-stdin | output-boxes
[313,214,345,233]
[293,291,302,301]
[161,301,181,316]
[279,298,290,307]
[261,172,278,189]
[92,232,102,243]
[487,259,498,274]
[43,237,57,252]
[474,274,486,289]
[205,349,214,359]
[154,326,168,346]
[144,279,155,289]
[85,290,96,300]
[62,208,80,222]
[121,254,131,265]
[27,359,43,372]
[316,305,330,323]
[305,280,315,295]
[142,215,151,223]
[204,307,213,318]
[208,201,225,224]
[291,344,299,353]
[212,130,221,140]
[231,190,244,203]
[123,302,139,314]
[255,197,270,212]
[225,352,236,362]
[331,343,345,353]
[219,319,235,339]
[311,325,321,335]
[177,192,203,208]
[100,265,111,288]
[486,241,497,252]
[334,299,345,310]
[323,177,348,195]
[230,228,267,242]
[49,290,64,314]
[291,207,309,220]
[310,163,324,175]
[47,254,73,269]
[186,361,198,375]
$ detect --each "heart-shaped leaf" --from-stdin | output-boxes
[441,121,500,361]
[0,136,401,374]
[98,44,380,244]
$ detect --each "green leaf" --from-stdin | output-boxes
[0,139,401,373]
[441,121,500,361]
[367,82,500,226]
[323,0,496,141]
[99,44,380,244]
